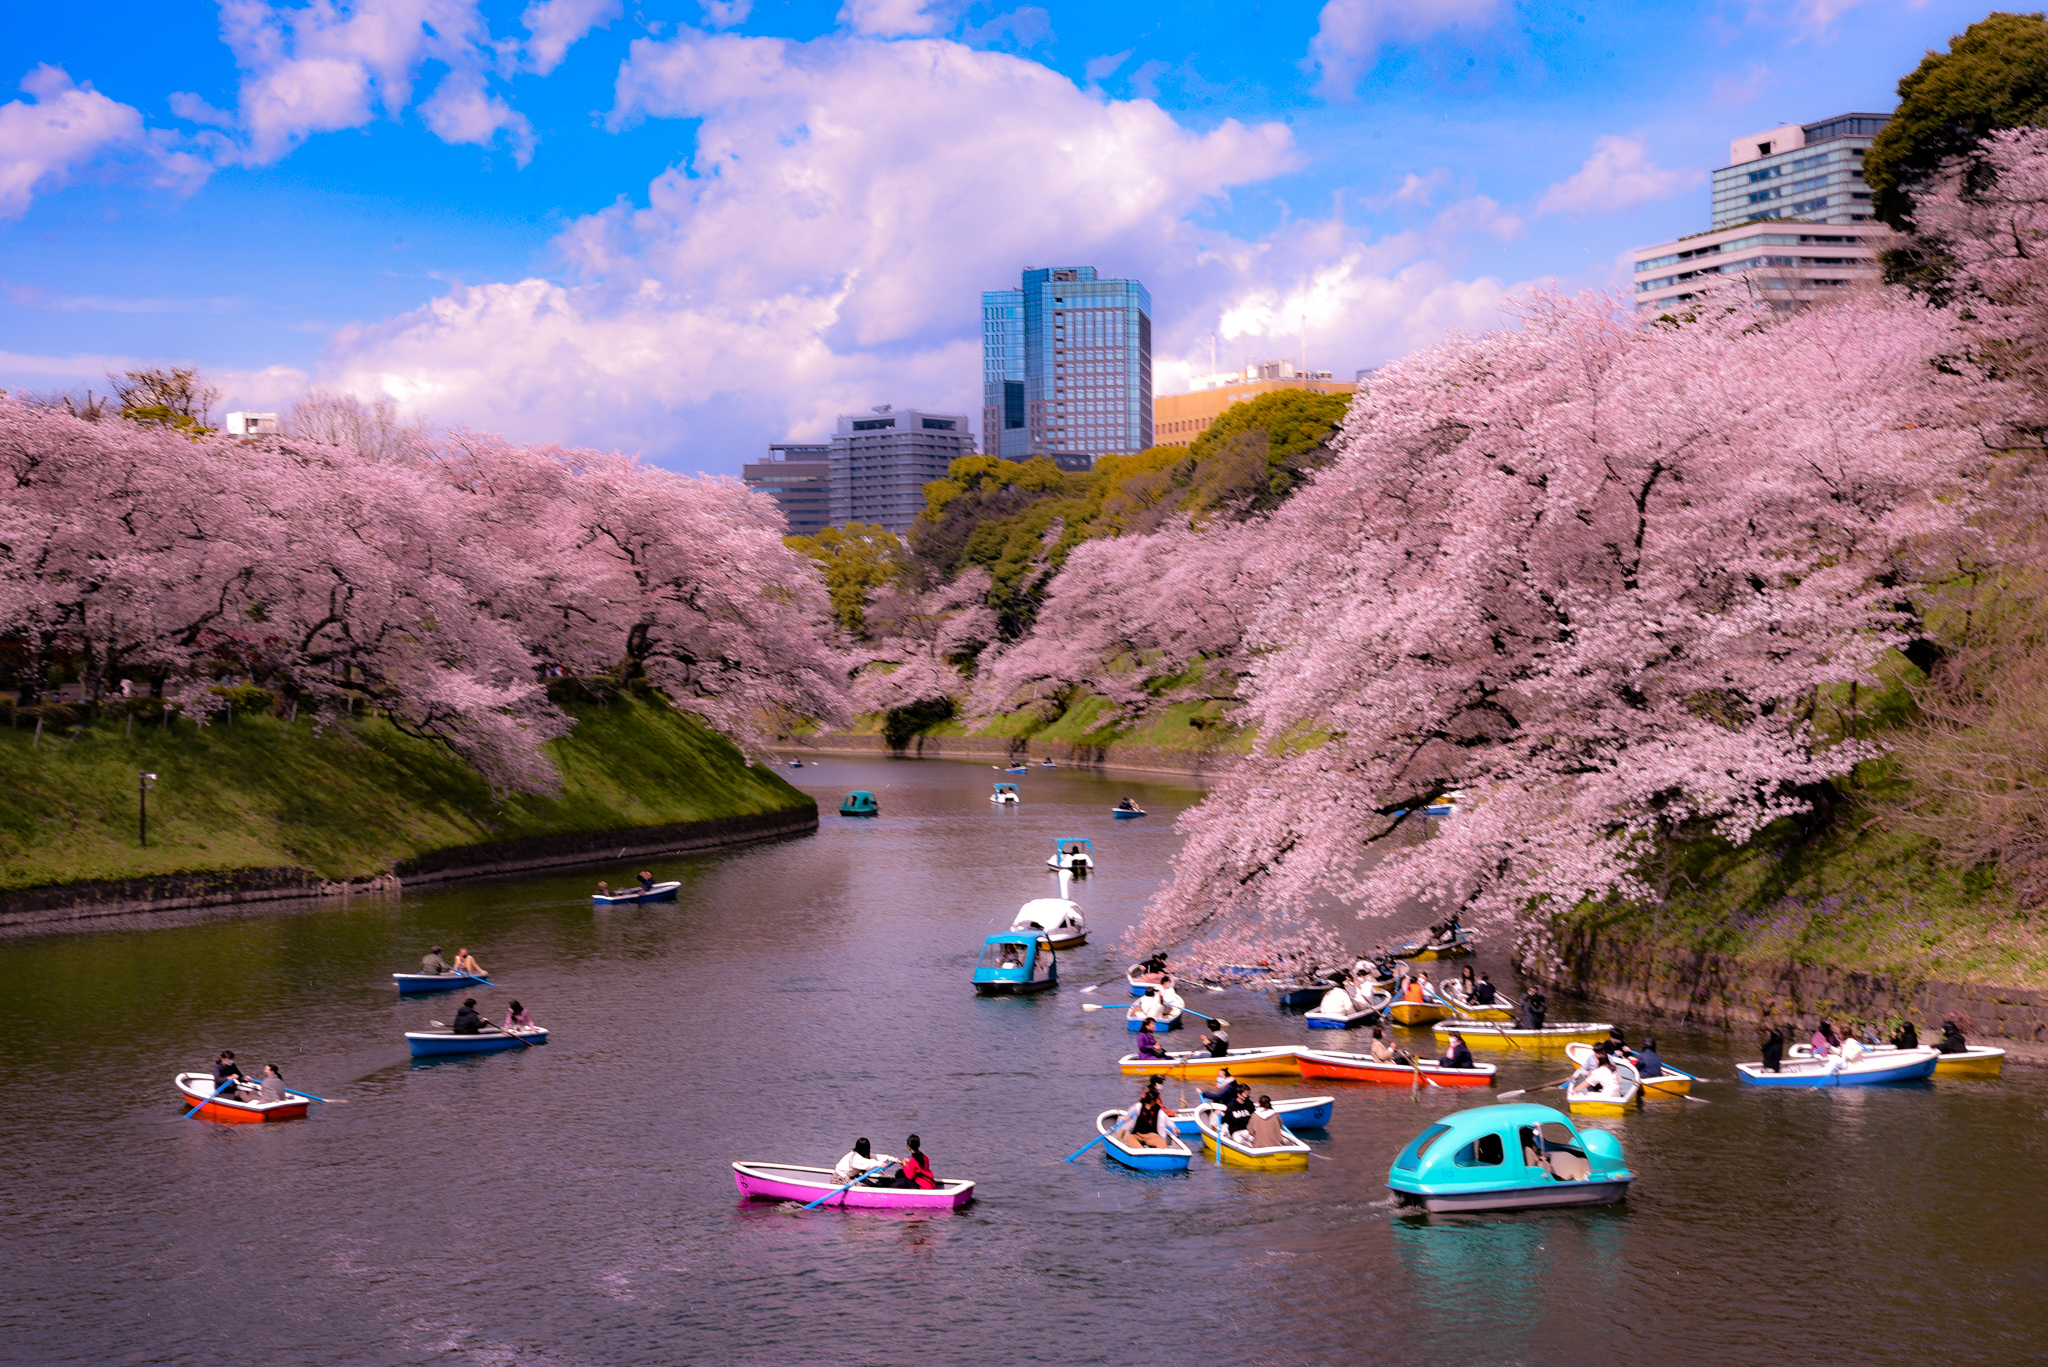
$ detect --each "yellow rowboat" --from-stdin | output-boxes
[1565,1052,1640,1115]
[1934,1046,2005,1077]
[1565,1042,1694,1097]
[1387,997,1455,1027]
[1432,1021,1613,1051]
[1437,983,1517,1023]
[1191,1104,1311,1171]
[1117,1045,1300,1080]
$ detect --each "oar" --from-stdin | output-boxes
[279,1085,346,1104]
[1639,1075,1709,1103]
[454,969,495,988]
[1079,969,1132,995]
[1178,1006,1231,1027]
[1496,1073,1579,1101]
[185,1080,237,1118]
[1279,1124,1334,1161]
[799,1169,880,1210]
[1065,1122,1115,1162]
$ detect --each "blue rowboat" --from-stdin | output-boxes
[1111,805,1146,819]
[1165,1095,1334,1136]
[593,880,680,905]
[1736,1046,1939,1086]
[1127,1006,1184,1032]
[1006,765,1030,773]
[392,972,489,994]
[1387,1103,1634,1213]
[1275,981,1332,1010]
[406,1027,548,1057]
[1095,1108,1193,1172]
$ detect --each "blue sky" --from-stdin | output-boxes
[0,1,1998,474]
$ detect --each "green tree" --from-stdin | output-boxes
[1867,12,2048,229]
[786,523,905,637]
[107,367,221,434]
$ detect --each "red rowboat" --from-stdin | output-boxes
[1294,1048,1496,1088]
[174,1072,310,1123]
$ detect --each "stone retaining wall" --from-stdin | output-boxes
[784,732,1238,779]
[0,802,818,934]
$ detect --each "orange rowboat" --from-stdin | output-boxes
[174,1072,310,1123]
[1295,1048,1497,1088]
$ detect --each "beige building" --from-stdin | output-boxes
[1155,360,1357,448]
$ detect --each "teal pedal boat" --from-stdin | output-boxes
[1387,1103,1634,1213]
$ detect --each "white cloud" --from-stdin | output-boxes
[1307,0,1501,96]
[699,0,753,30]
[522,0,621,74]
[421,71,536,164]
[960,7,1053,49]
[1711,62,1773,108]
[0,66,149,219]
[1534,135,1699,218]
[837,0,946,37]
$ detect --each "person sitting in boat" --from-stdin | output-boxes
[1440,1033,1475,1069]
[1132,987,1170,1023]
[452,998,487,1035]
[1198,1030,1231,1060]
[1576,1051,1621,1098]
[1400,973,1428,1005]
[1834,1031,1867,1070]
[595,880,611,898]
[1368,1026,1412,1067]
[213,1050,249,1099]
[637,870,656,890]
[1135,1021,1170,1061]
[870,1135,938,1188]
[453,948,486,977]
[1470,973,1498,1006]
[1317,979,1356,1017]
[258,1064,288,1104]
[1633,1037,1665,1079]
[1198,1069,1238,1105]
[832,1138,897,1184]
[1246,1096,1287,1149]
[1133,955,1168,984]
[1522,987,1548,1030]
[503,1000,533,1031]
[420,945,451,975]
[1117,798,1140,811]
[1119,1095,1174,1150]
[1760,1025,1785,1073]
[998,944,1024,970]
[1456,965,1477,996]
[1810,1020,1840,1058]
[1891,1020,1920,1050]
[1221,1084,1257,1141]
[1938,1019,1970,1054]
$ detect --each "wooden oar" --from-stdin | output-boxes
[1496,1073,1578,1101]
[184,1080,237,1118]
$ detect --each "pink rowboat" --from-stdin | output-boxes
[731,1161,976,1210]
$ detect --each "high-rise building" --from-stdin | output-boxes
[1632,112,1890,316]
[742,443,832,537]
[982,266,1152,469]
[1155,359,1356,448]
[828,406,974,534]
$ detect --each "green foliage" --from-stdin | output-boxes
[785,523,905,636]
[0,693,810,891]
[1867,11,2048,229]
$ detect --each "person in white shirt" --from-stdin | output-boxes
[1317,982,1355,1017]
[832,1138,897,1183]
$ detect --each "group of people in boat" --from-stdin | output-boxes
[1755,1016,1972,1072]
[594,870,661,898]
[833,1136,939,1189]
[450,997,535,1035]
[417,945,488,978]
[210,1049,291,1104]
[1422,915,1465,950]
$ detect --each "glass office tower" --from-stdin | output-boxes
[982,266,1152,469]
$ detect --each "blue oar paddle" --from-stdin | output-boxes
[454,968,495,988]
[185,1080,236,1119]
[800,1166,887,1210]
[279,1085,346,1104]
[1064,1131,1109,1162]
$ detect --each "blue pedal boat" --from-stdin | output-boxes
[839,790,879,817]
[1387,1103,1634,1213]
[1047,836,1094,873]
[406,1026,548,1057]
[392,972,492,994]
[1095,1108,1193,1171]
[972,932,1058,995]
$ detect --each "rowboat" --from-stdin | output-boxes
[838,790,879,817]
[174,1072,310,1123]
[1387,988,1456,1028]
[1127,1003,1184,1032]
[1272,979,1335,1010]
[1295,1047,1497,1088]
[1126,965,1173,997]
[991,783,1020,805]
[391,971,490,994]
[405,1025,548,1057]
[731,1161,975,1210]
[1430,1020,1613,1051]
[1191,1103,1312,1170]
[592,881,680,905]
[972,932,1058,995]
[1006,764,1030,774]
[1436,981,1517,1023]
[1095,1108,1193,1172]
[1736,1045,1939,1086]
[1040,758,1057,767]
[1388,1104,1634,1212]
[1565,1042,1695,1097]
[1118,1044,1300,1079]
[1305,989,1391,1029]
[1047,837,1095,874]
[1564,1054,1640,1115]
[1797,1042,2007,1079]
[1395,930,1474,961]
[1111,803,1146,819]
[1161,1094,1335,1135]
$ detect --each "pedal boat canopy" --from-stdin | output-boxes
[972,932,1057,994]
[1386,1102,1634,1212]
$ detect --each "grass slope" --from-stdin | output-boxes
[0,694,810,891]
[842,692,1248,759]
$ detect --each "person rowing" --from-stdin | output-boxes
[1574,1048,1621,1099]
[213,1049,249,1099]
[1220,1083,1256,1141]
[419,945,451,975]
[1470,972,1498,1006]
[1633,1037,1665,1078]
[637,870,656,890]
[1938,1019,1970,1054]
[832,1138,898,1183]
[1132,986,1172,1025]
[1198,1028,1231,1059]
[451,998,487,1035]
[1368,1025,1412,1066]
[1400,971,1429,1004]
[1318,978,1356,1017]
[258,1063,288,1103]
[1198,1067,1237,1104]
[1117,1092,1175,1150]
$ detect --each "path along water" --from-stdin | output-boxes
[1,756,2045,1365]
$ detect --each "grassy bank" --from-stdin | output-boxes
[0,693,811,892]
[1555,780,2048,991]
[831,692,1249,762]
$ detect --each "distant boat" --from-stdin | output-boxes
[990,783,1020,805]
[593,881,681,905]
[839,790,879,817]
[392,971,490,994]
[1046,837,1094,873]
[1040,758,1057,767]
[787,759,803,768]
[406,1026,548,1057]
[732,1161,975,1210]
[1111,800,1146,819]
[174,1072,309,1123]
[1005,764,1030,774]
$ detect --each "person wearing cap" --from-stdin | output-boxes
[1634,1037,1665,1079]
[419,945,450,975]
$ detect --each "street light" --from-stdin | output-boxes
[139,771,157,848]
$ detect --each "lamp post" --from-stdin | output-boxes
[139,771,157,848]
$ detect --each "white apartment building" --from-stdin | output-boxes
[1633,112,1890,316]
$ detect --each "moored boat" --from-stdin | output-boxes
[592,881,680,905]
[1191,1103,1312,1170]
[174,1072,310,1123]
[1738,1045,1939,1086]
[1387,1104,1634,1212]
[731,1161,975,1210]
[1011,896,1086,950]
[1047,837,1095,874]
[971,932,1058,995]
[392,971,489,994]
[406,1025,548,1057]
[1295,1047,1497,1088]
[838,790,879,817]
[991,782,1020,805]
[1095,1108,1193,1172]
[1118,1044,1300,1079]
[1430,1020,1612,1051]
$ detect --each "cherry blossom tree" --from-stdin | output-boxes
[852,568,997,716]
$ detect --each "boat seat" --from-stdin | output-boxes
[1547,1151,1591,1181]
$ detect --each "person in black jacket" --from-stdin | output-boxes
[1938,1019,1969,1054]
[1760,1026,1785,1073]
[213,1050,248,1098]
[1890,1020,1919,1050]
[1220,1083,1256,1139]
[452,998,487,1035]
[1522,988,1548,1031]
[1471,974,1497,1005]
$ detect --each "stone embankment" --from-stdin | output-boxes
[785,731,1238,779]
[1532,921,2048,1062]
[0,805,816,935]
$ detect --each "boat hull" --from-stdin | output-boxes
[972,978,1058,996]
[1388,1000,1453,1027]
[1389,1178,1633,1213]
[1737,1049,1938,1086]
[1935,1047,2005,1077]
[392,973,484,994]
[1111,809,1145,819]
[406,1027,547,1057]
[838,808,878,818]
[1275,983,1331,1010]
[1305,1009,1377,1029]
[1395,941,1473,962]
[1634,1072,1694,1097]
[1119,1046,1300,1079]
[1296,1049,1496,1088]
[731,1162,975,1209]
[174,1073,309,1123]
[1432,1022,1613,1051]
[1096,1110,1193,1172]
[592,882,680,905]
[1192,1108,1312,1170]
[1166,1095,1333,1135]
[1126,1010,1183,1032]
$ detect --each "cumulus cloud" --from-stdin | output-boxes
[421,71,536,164]
[522,0,621,74]
[837,0,947,37]
[1307,0,1501,96]
[311,31,1526,464]
[0,66,151,219]
[699,0,753,30]
[1534,135,1699,217]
